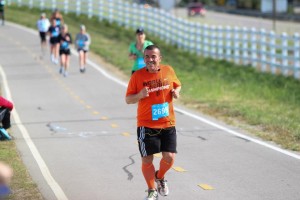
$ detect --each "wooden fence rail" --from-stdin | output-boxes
[8,0,300,79]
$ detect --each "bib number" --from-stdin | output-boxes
[152,102,169,121]
[137,57,145,69]
[77,40,85,48]
[61,41,69,49]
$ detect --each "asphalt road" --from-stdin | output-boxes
[0,23,300,200]
[173,8,300,35]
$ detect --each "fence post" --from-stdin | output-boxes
[98,0,103,21]
[210,25,216,58]
[88,0,92,18]
[225,26,232,62]
[40,0,45,10]
[242,27,248,65]
[203,24,209,57]
[260,29,267,72]
[76,0,81,16]
[251,28,257,68]
[124,2,129,27]
[29,0,32,9]
[195,24,202,56]
[234,26,240,64]
[52,0,56,11]
[270,31,276,75]
[281,32,289,76]
[64,0,68,14]
[217,25,223,60]
[293,33,300,79]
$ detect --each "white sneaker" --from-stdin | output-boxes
[63,71,68,77]
[155,171,169,196]
[144,189,158,200]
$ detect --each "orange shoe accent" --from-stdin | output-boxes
[157,158,174,179]
[142,162,156,189]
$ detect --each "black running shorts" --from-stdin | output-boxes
[39,32,47,42]
[59,49,71,55]
[137,126,177,157]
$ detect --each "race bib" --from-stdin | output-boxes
[77,40,85,48]
[152,102,169,121]
[61,41,68,49]
[137,57,145,69]
[52,30,59,37]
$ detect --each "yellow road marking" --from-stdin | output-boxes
[122,132,131,137]
[101,116,108,120]
[92,111,99,115]
[111,124,118,128]
[85,105,92,109]
[172,166,187,172]
[198,184,214,190]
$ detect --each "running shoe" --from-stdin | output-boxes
[79,68,86,73]
[144,189,158,200]
[155,171,169,196]
[63,71,68,77]
[59,67,64,74]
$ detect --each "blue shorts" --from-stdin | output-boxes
[137,126,177,157]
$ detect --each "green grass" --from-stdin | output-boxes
[0,140,43,200]
[6,5,300,154]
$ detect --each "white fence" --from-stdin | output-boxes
[8,0,300,79]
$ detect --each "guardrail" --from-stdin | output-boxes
[8,0,300,79]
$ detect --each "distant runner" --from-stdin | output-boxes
[75,25,91,73]
[58,24,72,77]
[48,19,60,64]
[128,27,153,74]
[36,13,50,56]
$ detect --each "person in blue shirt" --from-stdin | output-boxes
[48,19,60,64]
[58,24,72,77]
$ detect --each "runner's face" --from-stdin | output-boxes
[144,48,161,73]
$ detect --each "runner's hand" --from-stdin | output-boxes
[139,87,149,99]
[171,89,180,99]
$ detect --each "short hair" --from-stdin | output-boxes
[145,45,160,52]
[80,25,86,31]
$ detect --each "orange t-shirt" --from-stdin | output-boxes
[126,65,181,128]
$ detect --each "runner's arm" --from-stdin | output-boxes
[126,87,148,104]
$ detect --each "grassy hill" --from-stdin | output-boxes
[5,5,300,152]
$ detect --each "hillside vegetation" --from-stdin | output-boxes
[6,5,300,151]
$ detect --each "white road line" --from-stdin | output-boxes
[7,22,300,161]
[0,66,69,200]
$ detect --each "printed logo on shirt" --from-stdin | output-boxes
[143,78,170,96]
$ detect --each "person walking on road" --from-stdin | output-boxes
[36,13,50,56]
[0,96,13,140]
[129,27,153,74]
[75,25,91,73]
[58,24,72,77]
[125,45,181,200]
[48,19,60,64]
[0,0,5,25]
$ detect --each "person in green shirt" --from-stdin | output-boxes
[128,28,153,74]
